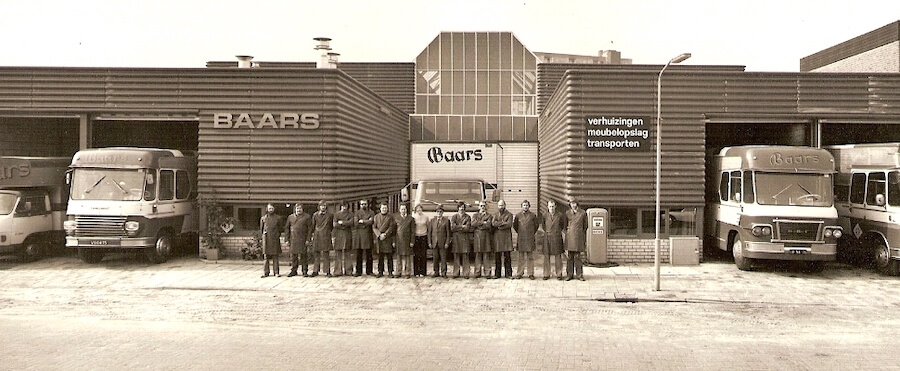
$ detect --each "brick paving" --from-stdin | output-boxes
[0,252,898,370]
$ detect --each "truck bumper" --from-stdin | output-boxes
[66,236,157,249]
[743,241,836,261]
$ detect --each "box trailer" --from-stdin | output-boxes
[0,156,71,261]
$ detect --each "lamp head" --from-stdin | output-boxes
[670,53,691,64]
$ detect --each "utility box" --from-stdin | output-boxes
[669,236,700,266]
[585,208,608,264]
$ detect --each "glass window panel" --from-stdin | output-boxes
[500,71,511,95]
[512,71,525,94]
[428,95,440,114]
[449,116,462,141]
[464,33,476,69]
[409,117,423,141]
[452,33,465,70]
[641,209,666,235]
[476,71,489,94]
[524,96,535,115]
[512,96,526,116]
[465,96,476,115]
[462,116,475,141]
[159,170,175,201]
[525,117,538,141]
[500,95,512,115]
[238,207,261,231]
[452,96,464,115]
[500,33,512,70]
[416,95,427,115]
[453,71,465,95]
[867,172,887,206]
[523,71,536,94]
[524,50,537,70]
[489,71,501,94]
[417,70,440,95]
[850,173,866,204]
[440,95,451,114]
[176,170,190,199]
[476,94,488,115]
[416,48,428,70]
[416,71,427,94]
[488,96,500,115]
[474,116,488,141]
[440,34,452,67]
[488,33,501,69]
[487,116,500,140]
[435,116,450,141]
[610,208,637,236]
[476,33,488,69]
[428,40,441,69]
[422,117,436,141]
[500,116,513,141]
[512,117,526,141]
[512,37,524,70]
[465,71,476,94]
[890,172,900,207]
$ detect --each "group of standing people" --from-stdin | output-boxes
[258,196,589,281]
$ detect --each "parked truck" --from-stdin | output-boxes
[825,143,900,275]
[64,147,198,264]
[0,157,71,261]
[705,146,842,271]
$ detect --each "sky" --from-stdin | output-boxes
[0,0,897,72]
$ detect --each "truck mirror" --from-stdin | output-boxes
[492,189,501,202]
[65,170,71,185]
[401,187,409,202]
[876,194,886,207]
[733,193,742,203]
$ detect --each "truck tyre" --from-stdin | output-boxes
[873,239,896,275]
[732,237,753,271]
[146,232,172,264]
[19,238,45,263]
[78,248,104,264]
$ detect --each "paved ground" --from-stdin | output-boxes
[0,251,898,370]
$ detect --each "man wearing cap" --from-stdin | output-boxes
[492,200,514,279]
[471,201,494,279]
[428,204,451,278]
[373,203,397,278]
[513,200,538,279]
[352,199,375,276]
[541,199,567,280]
[311,200,334,277]
[450,202,472,278]
[565,196,588,281]
[285,203,313,277]
[332,201,354,277]
[260,203,285,278]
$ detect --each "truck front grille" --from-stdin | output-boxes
[774,220,822,243]
[74,216,127,237]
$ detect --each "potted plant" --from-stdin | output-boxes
[241,232,263,260]
[199,197,233,260]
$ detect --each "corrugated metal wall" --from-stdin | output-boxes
[498,142,538,213]
[539,69,900,211]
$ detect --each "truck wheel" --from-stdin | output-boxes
[732,237,753,271]
[873,239,894,275]
[146,232,172,264]
[19,239,45,263]
[78,248,104,264]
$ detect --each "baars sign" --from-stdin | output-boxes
[213,113,320,129]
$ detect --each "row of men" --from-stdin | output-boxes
[258,197,588,281]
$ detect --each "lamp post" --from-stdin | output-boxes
[654,52,691,292]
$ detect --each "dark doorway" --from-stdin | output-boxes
[821,123,900,146]
[91,120,199,152]
[0,117,79,157]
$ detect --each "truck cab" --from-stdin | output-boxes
[0,157,71,262]
[402,179,499,219]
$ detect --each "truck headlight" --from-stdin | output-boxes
[825,227,842,239]
[63,220,77,235]
[751,225,772,237]
[124,221,140,236]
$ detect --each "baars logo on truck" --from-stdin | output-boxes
[769,152,820,166]
[213,113,320,129]
[427,147,483,163]
[0,163,29,180]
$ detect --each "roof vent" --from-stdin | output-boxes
[314,37,335,68]
[236,55,254,68]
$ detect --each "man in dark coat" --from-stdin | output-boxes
[471,202,493,278]
[395,204,416,278]
[285,203,312,277]
[352,199,375,276]
[311,200,334,277]
[513,200,538,280]
[373,203,397,277]
[541,199,567,280]
[332,201,354,277]
[428,205,451,278]
[565,196,588,281]
[260,203,285,278]
[492,200,514,279]
[450,202,472,278]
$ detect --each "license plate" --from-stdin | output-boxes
[87,239,118,246]
[786,248,811,255]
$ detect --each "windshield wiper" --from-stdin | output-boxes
[84,175,106,194]
[109,178,129,194]
[419,199,442,206]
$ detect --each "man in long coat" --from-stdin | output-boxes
[471,202,494,278]
[311,200,334,277]
[260,203,285,277]
[352,199,375,276]
[450,202,472,278]
[428,205,451,278]
[513,199,538,279]
[492,200,514,279]
[285,203,312,277]
[373,203,397,277]
[541,199,567,280]
[332,201,354,277]
[395,204,416,278]
[565,196,588,281]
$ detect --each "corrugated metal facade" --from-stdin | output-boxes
[800,21,900,72]
[539,69,900,211]
[497,142,539,213]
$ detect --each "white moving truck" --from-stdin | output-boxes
[826,143,900,275]
[64,147,198,264]
[0,157,71,261]
[706,146,842,271]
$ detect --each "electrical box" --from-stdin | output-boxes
[585,208,608,264]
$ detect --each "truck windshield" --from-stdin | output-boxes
[416,181,484,211]
[0,193,16,215]
[70,169,147,201]
[755,172,833,207]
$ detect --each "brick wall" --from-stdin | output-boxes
[811,41,900,73]
[607,238,705,264]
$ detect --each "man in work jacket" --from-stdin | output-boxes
[260,203,285,278]
[428,205,451,278]
[541,199,567,280]
[492,200,514,279]
[311,200,334,277]
[513,199,538,280]
[352,199,375,276]
[373,203,397,278]
[471,202,494,279]
[565,196,588,281]
[332,201,354,277]
[285,203,312,277]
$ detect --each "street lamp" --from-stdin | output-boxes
[654,52,691,292]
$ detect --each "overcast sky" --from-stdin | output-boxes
[1,0,897,71]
